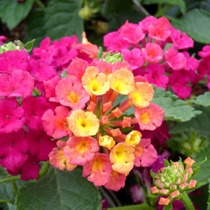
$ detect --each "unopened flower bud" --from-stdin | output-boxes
[78,6,92,20]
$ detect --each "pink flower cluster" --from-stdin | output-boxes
[0,34,98,180]
[104,17,200,99]
[45,56,164,191]
[0,49,56,180]
[197,46,210,89]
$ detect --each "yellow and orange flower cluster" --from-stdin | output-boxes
[48,54,165,191]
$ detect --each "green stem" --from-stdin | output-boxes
[133,0,150,16]
[154,4,171,18]
[0,175,21,184]
[180,192,195,210]
[10,181,18,195]
[0,199,10,204]
[34,0,45,9]
[38,161,50,179]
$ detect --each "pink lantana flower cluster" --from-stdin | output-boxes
[104,17,200,99]
[47,54,165,191]
[0,48,56,180]
[0,34,98,180]
[197,46,210,89]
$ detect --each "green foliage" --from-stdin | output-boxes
[107,203,153,210]
[0,0,34,30]
[103,0,145,31]
[167,128,209,156]
[163,202,172,210]
[25,9,46,47]
[185,0,210,12]
[24,39,35,53]
[192,147,210,184]
[103,0,133,16]
[170,106,210,138]
[152,87,201,122]
[15,167,101,210]
[25,0,84,47]
[190,92,210,107]
[7,204,16,210]
[45,0,83,41]
[208,183,210,210]
[142,0,186,14]
[171,9,210,44]
[190,184,209,210]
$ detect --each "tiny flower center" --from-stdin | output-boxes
[6,115,10,120]
[67,91,80,104]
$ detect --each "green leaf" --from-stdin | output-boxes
[208,182,210,210]
[25,0,84,48]
[163,202,172,210]
[103,0,133,16]
[45,0,83,41]
[190,92,210,107]
[192,147,210,184]
[15,167,101,210]
[142,0,186,14]
[192,167,200,178]
[190,183,209,210]
[107,203,153,210]
[24,39,35,53]
[185,0,210,12]
[0,0,34,30]
[171,9,210,44]
[150,170,156,178]
[7,204,16,210]
[24,9,46,48]
[170,106,210,138]
[152,87,201,122]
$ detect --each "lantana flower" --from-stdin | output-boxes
[46,52,164,191]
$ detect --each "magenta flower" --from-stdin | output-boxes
[29,59,57,82]
[0,130,28,172]
[0,98,25,133]
[148,17,171,41]
[0,36,7,45]
[139,16,157,33]
[43,75,61,101]
[119,20,145,44]
[170,28,193,50]
[0,70,34,98]
[22,96,53,130]
[26,130,56,161]
[104,32,131,52]
[142,43,163,63]
[198,45,210,58]
[169,71,192,99]
[122,48,145,70]
[0,50,30,74]
[145,64,168,89]
[151,150,170,173]
[8,155,40,181]
[182,51,199,71]
[165,48,187,70]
